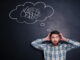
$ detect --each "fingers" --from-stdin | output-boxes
[47,33,50,40]
[48,33,50,36]
[60,33,63,36]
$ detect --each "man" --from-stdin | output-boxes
[31,30,80,60]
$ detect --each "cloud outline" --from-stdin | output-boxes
[9,2,54,24]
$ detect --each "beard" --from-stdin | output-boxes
[51,41,59,46]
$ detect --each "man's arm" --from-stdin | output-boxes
[31,38,47,50]
[65,38,80,51]
[60,33,80,51]
[31,33,50,50]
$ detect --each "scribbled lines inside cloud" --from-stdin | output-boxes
[9,2,54,24]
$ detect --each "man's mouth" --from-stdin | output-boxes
[54,41,57,42]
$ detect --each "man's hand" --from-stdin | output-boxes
[43,33,51,41]
[60,33,67,41]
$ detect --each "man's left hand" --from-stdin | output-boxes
[60,33,67,41]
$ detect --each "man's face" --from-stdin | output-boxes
[50,34,60,45]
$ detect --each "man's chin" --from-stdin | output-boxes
[52,42,58,45]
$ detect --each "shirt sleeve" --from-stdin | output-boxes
[65,38,80,51]
[31,38,47,50]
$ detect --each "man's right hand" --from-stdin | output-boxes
[43,33,51,41]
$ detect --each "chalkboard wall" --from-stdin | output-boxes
[1,0,80,60]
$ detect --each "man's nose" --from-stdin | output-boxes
[54,38,56,40]
[54,39,56,41]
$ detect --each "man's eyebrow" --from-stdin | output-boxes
[51,36,59,37]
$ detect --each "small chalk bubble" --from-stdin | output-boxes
[46,29,52,32]
[40,23,45,26]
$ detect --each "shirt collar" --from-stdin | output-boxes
[50,43,61,47]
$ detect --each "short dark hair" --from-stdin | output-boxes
[49,30,61,39]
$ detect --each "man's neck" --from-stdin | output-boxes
[52,43,58,47]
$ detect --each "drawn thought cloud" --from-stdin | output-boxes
[9,2,54,24]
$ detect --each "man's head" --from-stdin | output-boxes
[49,30,61,45]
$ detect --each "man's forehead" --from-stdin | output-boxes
[51,34,59,37]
